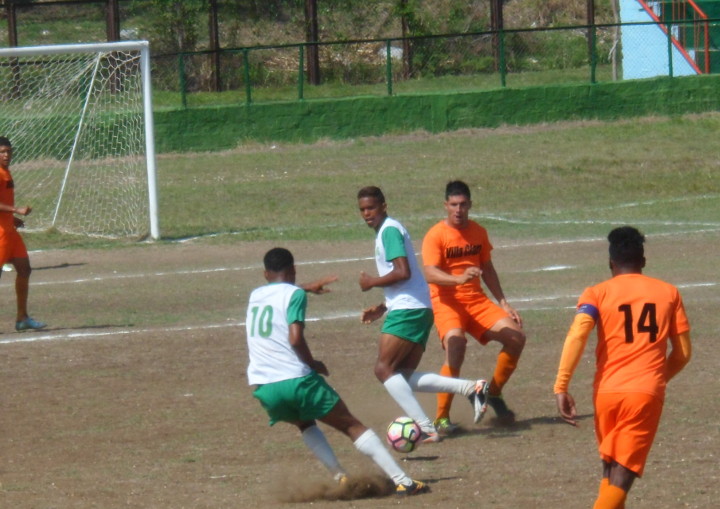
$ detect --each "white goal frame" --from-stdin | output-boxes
[0,40,159,239]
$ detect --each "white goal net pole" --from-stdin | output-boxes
[0,40,160,239]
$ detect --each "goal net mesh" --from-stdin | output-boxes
[0,45,150,238]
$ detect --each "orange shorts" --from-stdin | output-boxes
[431,294,508,344]
[0,228,28,265]
[593,392,664,477]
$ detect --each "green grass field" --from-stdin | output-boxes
[23,112,719,249]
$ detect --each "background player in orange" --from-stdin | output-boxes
[422,180,525,430]
[0,137,46,332]
[553,226,692,509]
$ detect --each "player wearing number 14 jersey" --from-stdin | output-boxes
[553,226,691,509]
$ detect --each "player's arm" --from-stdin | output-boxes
[301,275,338,294]
[423,264,481,286]
[359,255,410,291]
[666,331,691,382]
[553,308,596,426]
[288,321,328,376]
[0,202,31,215]
[480,259,522,326]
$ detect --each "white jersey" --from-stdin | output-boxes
[245,282,311,385]
[375,217,432,311]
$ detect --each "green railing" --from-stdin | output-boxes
[149,19,720,109]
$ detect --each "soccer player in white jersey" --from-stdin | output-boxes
[246,247,429,496]
[357,186,489,442]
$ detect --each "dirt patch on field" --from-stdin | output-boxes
[0,235,717,508]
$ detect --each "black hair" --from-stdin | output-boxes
[445,180,471,200]
[357,186,385,203]
[0,136,11,147]
[608,226,645,267]
[263,247,294,272]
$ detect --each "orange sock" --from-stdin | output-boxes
[436,364,460,420]
[593,481,626,509]
[489,351,518,396]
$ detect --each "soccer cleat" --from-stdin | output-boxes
[488,394,516,426]
[333,472,349,485]
[434,417,459,436]
[15,316,47,332]
[419,429,441,444]
[469,379,490,424]
[396,479,429,496]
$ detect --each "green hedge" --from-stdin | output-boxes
[153,74,720,152]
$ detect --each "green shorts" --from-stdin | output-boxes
[381,308,434,347]
[253,372,340,426]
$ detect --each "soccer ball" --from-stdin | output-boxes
[386,416,421,453]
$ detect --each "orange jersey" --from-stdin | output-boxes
[0,166,15,231]
[577,273,690,399]
[421,220,493,300]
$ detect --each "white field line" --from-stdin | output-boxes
[2,226,716,345]
[1,282,715,346]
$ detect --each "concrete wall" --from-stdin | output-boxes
[620,0,698,79]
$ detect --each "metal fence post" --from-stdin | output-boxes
[499,29,507,87]
[667,20,674,78]
[386,40,393,96]
[178,53,187,109]
[298,45,305,100]
[590,23,597,84]
[243,48,252,104]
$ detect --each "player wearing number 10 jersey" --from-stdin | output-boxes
[245,247,429,496]
[553,226,691,509]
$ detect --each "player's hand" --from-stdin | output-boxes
[361,304,386,324]
[358,271,375,292]
[555,392,578,426]
[456,266,481,285]
[303,275,338,294]
[13,216,24,228]
[310,360,329,376]
[14,205,31,216]
[501,300,523,328]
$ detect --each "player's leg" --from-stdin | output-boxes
[8,234,45,331]
[593,460,634,509]
[375,332,439,440]
[480,315,525,424]
[292,420,347,482]
[10,255,46,331]
[319,399,428,495]
[253,375,348,482]
[593,392,661,508]
[432,299,469,430]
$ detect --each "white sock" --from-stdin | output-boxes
[353,429,411,487]
[302,425,345,478]
[407,371,476,397]
[383,373,434,431]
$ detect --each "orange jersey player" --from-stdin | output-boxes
[421,180,525,431]
[554,226,691,509]
[0,136,46,332]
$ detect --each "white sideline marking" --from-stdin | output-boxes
[1,282,715,346]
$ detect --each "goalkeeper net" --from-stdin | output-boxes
[0,41,159,239]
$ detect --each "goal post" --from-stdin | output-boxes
[0,41,159,240]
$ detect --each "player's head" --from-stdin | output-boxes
[445,180,471,200]
[0,136,12,168]
[357,186,385,203]
[357,186,387,231]
[444,180,472,228]
[608,226,645,272]
[263,247,296,282]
